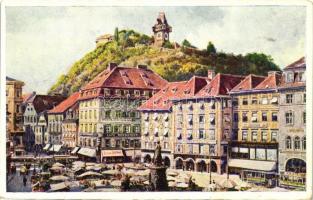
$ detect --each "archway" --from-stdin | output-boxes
[285,158,306,173]
[186,159,195,171]
[144,154,152,163]
[197,160,207,172]
[175,158,183,169]
[164,156,171,167]
[209,160,217,173]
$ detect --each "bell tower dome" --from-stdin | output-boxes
[152,12,172,47]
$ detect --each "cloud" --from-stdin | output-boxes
[5,6,306,94]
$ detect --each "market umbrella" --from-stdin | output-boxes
[50,166,63,171]
[175,182,188,188]
[167,171,179,176]
[166,176,176,182]
[102,169,120,175]
[168,182,176,187]
[220,179,237,189]
[135,169,150,176]
[130,176,148,182]
[110,180,122,187]
[143,180,150,185]
[77,171,102,178]
[52,162,64,168]
[49,182,70,192]
[95,163,106,168]
[49,175,69,181]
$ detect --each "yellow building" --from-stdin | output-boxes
[229,72,281,185]
[6,76,25,155]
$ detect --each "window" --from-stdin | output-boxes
[251,112,258,122]
[94,110,97,119]
[252,98,258,105]
[113,125,119,133]
[187,115,193,125]
[286,72,294,82]
[286,94,293,104]
[242,98,248,105]
[242,130,248,141]
[124,125,130,133]
[199,144,204,154]
[209,130,215,140]
[302,137,306,150]
[209,145,215,155]
[271,131,277,142]
[105,110,111,119]
[188,144,193,154]
[176,144,182,153]
[272,112,278,121]
[242,112,248,122]
[232,99,238,107]
[294,136,300,150]
[199,115,204,123]
[251,131,258,142]
[262,112,267,121]
[105,139,110,148]
[298,72,305,82]
[261,131,267,142]
[199,129,205,139]
[303,112,306,124]
[233,113,238,122]
[89,110,92,119]
[303,93,306,103]
[285,111,293,125]
[209,114,215,125]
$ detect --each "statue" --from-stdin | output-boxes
[153,141,163,166]
[149,140,169,191]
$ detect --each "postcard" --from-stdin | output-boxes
[1,0,312,199]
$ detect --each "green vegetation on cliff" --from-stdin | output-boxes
[48,29,280,96]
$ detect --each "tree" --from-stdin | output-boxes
[114,27,119,42]
[163,41,174,49]
[207,41,216,54]
[182,39,192,47]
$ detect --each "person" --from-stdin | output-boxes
[23,176,27,187]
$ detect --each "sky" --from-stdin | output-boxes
[6,6,306,94]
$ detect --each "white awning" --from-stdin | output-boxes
[199,102,205,109]
[224,116,231,122]
[49,145,62,152]
[239,147,249,153]
[43,144,51,150]
[78,147,96,157]
[228,159,277,171]
[144,114,149,121]
[153,113,158,120]
[188,104,193,109]
[71,147,80,154]
[251,116,257,122]
[188,116,193,122]
[187,133,192,139]
[154,128,158,136]
[210,116,215,122]
[101,150,124,158]
[144,130,149,136]
[163,129,169,137]
[209,101,215,107]
[271,97,278,103]
[163,114,169,121]
[177,133,182,139]
[231,147,239,152]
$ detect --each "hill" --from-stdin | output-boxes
[48,29,280,96]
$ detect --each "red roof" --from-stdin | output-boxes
[170,76,209,100]
[284,57,305,70]
[255,72,282,90]
[80,65,168,100]
[138,81,187,111]
[230,74,266,93]
[196,73,245,97]
[48,92,80,114]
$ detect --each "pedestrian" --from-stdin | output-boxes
[23,176,27,187]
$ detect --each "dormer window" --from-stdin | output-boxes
[115,89,121,96]
[134,90,140,96]
[172,87,177,93]
[206,87,211,93]
[298,72,305,82]
[184,88,191,95]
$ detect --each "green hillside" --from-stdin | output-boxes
[48,29,280,96]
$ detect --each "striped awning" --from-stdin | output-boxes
[71,147,80,154]
[228,159,276,171]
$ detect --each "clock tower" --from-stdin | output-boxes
[152,12,172,47]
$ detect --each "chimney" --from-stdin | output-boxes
[207,70,215,80]
[137,64,148,70]
[267,71,281,76]
[108,62,118,71]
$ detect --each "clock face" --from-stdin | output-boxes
[164,33,168,40]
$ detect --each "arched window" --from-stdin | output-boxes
[302,136,306,150]
[294,136,300,150]
[286,136,291,149]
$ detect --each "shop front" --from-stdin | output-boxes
[77,147,97,162]
[101,150,125,163]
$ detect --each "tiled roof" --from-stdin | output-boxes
[230,74,266,93]
[48,92,80,114]
[138,81,187,111]
[79,65,168,100]
[255,73,282,90]
[196,73,245,97]
[27,95,65,114]
[284,57,305,70]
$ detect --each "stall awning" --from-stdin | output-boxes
[43,144,51,150]
[101,150,124,158]
[228,159,277,171]
[78,148,96,157]
[49,145,62,152]
[71,147,80,154]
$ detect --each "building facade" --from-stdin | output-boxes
[23,94,65,151]
[34,112,48,150]
[278,57,306,188]
[138,82,186,168]
[229,72,281,185]
[6,76,25,155]
[77,63,168,162]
